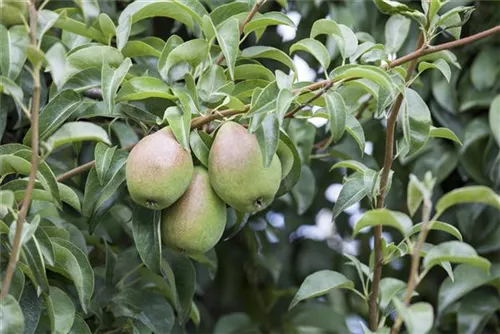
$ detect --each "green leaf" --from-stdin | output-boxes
[0,267,24,300]
[379,277,409,310]
[409,221,462,241]
[49,238,94,313]
[310,19,358,59]
[57,183,81,213]
[457,290,500,334]
[243,11,294,37]
[401,87,431,157]
[289,270,354,310]
[102,58,132,113]
[19,281,41,334]
[241,46,296,73]
[435,186,500,216]
[333,65,394,94]
[60,68,101,93]
[0,294,24,334]
[68,314,91,334]
[45,286,76,334]
[428,126,462,145]
[407,174,425,216]
[209,2,249,26]
[418,59,451,83]
[24,90,82,144]
[115,15,131,50]
[66,45,123,80]
[275,89,294,125]
[0,75,26,112]
[330,160,368,173]
[53,11,107,44]
[98,13,116,42]
[19,236,49,292]
[332,176,366,219]
[215,18,239,80]
[247,81,279,122]
[45,122,111,152]
[423,241,491,272]
[385,15,411,53]
[45,43,68,90]
[276,131,302,197]
[189,130,210,167]
[9,215,40,248]
[291,164,315,215]
[94,143,116,185]
[419,50,461,69]
[0,25,29,81]
[158,39,208,82]
[353,209,413,236]
[325,91,347,143]
[290,38,330,72]
[287,304,350,333]
[255,113,280,168]
[393,300,434,334]
[197,64,227,103]
[489,95,500,147]
[132,206,161,273]
[36,10,61,43]
[373,0,427,26]
[162,106,191,151]
[470,48,499,91]
[116,77,176,101]
[122,37,164,58]
[34,228,54,266]
[214,313,257,334]
[74,0,99,25]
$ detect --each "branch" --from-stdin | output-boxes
[0,0,40,301]
[215,0,266,65]
[284,81,333,118]
[55,24,500,183]
[368,33,425,331]
[391,198,433,334]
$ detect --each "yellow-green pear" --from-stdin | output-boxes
[126,127,193,210]
[276,140,294,179]
[208,121,281,213]
[162,166,227,254]
[0,0,28,27]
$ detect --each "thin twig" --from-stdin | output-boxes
[215,0,266,65]
[368,33,425,331]
[55,25,500,183]
[284,81,333,118]
[0,0,40,301]
[391,199,433,334]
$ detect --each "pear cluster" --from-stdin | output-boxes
[125,122,285,254]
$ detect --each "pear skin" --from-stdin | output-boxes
[162,166,227,254]
[208,121,281,213]
[126,127,193,210]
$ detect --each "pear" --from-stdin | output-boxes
[276,140,294,179]
[126,127,193,210]
[162,166,227,254]
[208,121,282,213]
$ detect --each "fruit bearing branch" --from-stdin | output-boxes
[0,0,41,301]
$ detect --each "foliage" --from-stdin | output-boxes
[1,0,500,333]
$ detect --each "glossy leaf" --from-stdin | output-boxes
[423,241,490,272]
[418,59,451,83]
[373,0,427,26]
[45,286,76,334]
[385,15,411,53]
[0,295,24,334]
[489,95,500,147]
[290,38,330,72]
[410,221,462,241]
[0,25,29,81]
[66,45,123,78]
[241,46,296,73]
[158,39,208,82]
[291,164,315,215]
[310,19,358,59]
[243,11,294,36]
[330,160,368,173]
[393,300,434,334]
[45,122,111,152]
[276,131,302,197]
[325,91,347,143]
[332,176,366,219]
[435,186,500,216]
[215,18,239,80]
[289,270,354,310]
[122,37,164,58]
[401,87,431,157]
[116,77,176,101]
[353,209,413,236]
[379,278,408,310]
[102,58,132,113]
[132,206,162,273]
[428,126,462,144]
[255,113,280,168]
[163,106,191,151]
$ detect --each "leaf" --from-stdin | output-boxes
[132,206,161,274]
[24,90,82,144]
[0,76,26,112]
[214,313,257,334]
[45,286,76,334]
[115,15,131,51]
[102,58,132,113]
[310,19,358,59]
[428,126,462,145]
[332,176,366,219]
[393,300,434,334]
[325,91,347,143]
[21,237,50,292]
[291,164,315,215]
[49,238,94,313]
[53,11,107,44]
[401,87,431,157]
[45,122,111,152]
[163,106,191,151]
[162,251,195,324]
[68,314,91,334]
[34,228,55,266]
[379,277,408,310]
[189,130,210,167]
[75,0,99,25]
[197,64,227,103]
[470,48,499,91]
[36,9,61,43]
[247,81,279,121]
[61,68,101,92]
[241,46,296,73]
[330,160,368,174]
[289,270,354,310]
[66,45,124,79]
[373,0,427,26]
[287,304,350,334]
[457,290,500,334]
[255,113,280,168]
[353,209,413,236]
[435,186,500,216]
[423,241,491,272]
[0,25,29,81]
[0,267,24,300]
[385,15,411,53]
[409,221,463,241]
[223,209,250,241]
[45,43,68,90]
[290,38,330,71]
[122,37,164,58]
[116,77,176,101]
[333,65,394,95]
[275,89,294,125]
[57,183,81,213]
[94,143,116,185]
[158,39,208,82]
[9,215,40,248]
[489,95,500,147]
[18,282,41,334]
[98,13,116,42]
[0,294,24,334]
[215,18,239,80]
[418,59,451,82]
[243,11,294,36]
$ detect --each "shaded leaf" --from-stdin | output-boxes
[332,176,366,219]
[423,241,490,272]
[353,209,413,236]
[132,206,161,273]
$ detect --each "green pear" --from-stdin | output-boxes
[0,0,28,27]
[208,121,282,213]
[126,127,193,210]
[162,166,227,254]
[276,140,294,179]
